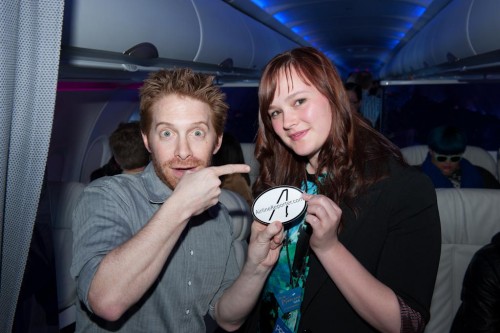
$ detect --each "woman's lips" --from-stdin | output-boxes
[289,130,308,141]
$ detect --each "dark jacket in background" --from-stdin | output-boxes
[450,232,500,333]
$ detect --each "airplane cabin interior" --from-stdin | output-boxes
[2,1,500,332]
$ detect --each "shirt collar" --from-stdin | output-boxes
[140,162,173,204]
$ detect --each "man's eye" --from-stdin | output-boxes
[161,130,171,137]
[193,130,204,137]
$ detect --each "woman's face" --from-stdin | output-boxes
[267,67,332,171]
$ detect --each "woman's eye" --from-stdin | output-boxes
[160,130,171,137]
[269,110,280,118]
[295,98,306,106]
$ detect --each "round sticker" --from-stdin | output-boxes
[252,186,307,225]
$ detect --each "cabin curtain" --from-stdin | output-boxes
[0,1,64,331]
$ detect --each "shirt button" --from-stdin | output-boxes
[188,281,192,286]
[190,250,194,255]
[185,309,190,315]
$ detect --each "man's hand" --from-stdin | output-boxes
[171,164,250,217]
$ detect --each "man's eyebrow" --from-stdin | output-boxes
[154,121,210,129]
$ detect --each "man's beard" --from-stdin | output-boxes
[151,155,208,189]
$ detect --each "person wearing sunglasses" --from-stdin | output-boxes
[420,125,500,189]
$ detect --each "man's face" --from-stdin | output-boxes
[142,94,222,189]
[430,150,462,176]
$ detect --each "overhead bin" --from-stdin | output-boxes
[381,0,500,79]
[61,0,299,82]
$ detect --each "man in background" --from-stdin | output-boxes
[109,121,149,174]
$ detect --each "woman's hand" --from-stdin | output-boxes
[302,193,342,253]
[246,221,284,272]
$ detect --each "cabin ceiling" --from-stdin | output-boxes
[225,0,453,78]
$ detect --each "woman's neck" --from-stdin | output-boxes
[306,162,316,174]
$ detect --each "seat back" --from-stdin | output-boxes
[497,148,500,179]
[48,181,85,328]
[401,145,498,178]
[424,188,500,333]
[219,189,252,270]
[241,143,258,185]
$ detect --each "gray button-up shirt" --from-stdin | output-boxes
[71,163,240,332]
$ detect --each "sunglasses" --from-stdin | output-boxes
[433,153,462,163]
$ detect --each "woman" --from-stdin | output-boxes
[246,47,441,332]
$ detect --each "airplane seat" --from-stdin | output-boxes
[424,188,500,333]
[219,189,252,270]
[401,145,498,179]
[48,181,85,329]
[497,148,500,180]
[241,143,259,186]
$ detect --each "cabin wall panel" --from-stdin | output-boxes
[49,92,110,183]
[49,89,138,183]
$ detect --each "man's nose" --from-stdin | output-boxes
[175,137,192,160]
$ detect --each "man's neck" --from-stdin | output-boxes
[123,167,146,174]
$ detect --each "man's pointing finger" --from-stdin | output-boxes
[212,164,250,177]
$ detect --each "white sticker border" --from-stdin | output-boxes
[251,185,307,225]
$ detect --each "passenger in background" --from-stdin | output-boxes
[89,156,121,181]
[244,47,441,333]
[71,68,284,332]
[108,121,150,174]
[420,125,500,189]
[450,231,500,333]
[344,82,362,114]
[90,122,149,181]
[346,71,381,127]
[212,132,253,207]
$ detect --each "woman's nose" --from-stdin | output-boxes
[282,109,298,129]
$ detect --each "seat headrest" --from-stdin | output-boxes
[436,188,500,245]
[401,145,497,178]
[219,189,252,241]
[241,143,259,185]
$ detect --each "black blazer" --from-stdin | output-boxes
[245,161,441,332]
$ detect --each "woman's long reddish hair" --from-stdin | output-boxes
[253,47,406,208]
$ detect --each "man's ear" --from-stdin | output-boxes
[213,134,223,155]
[142,132,152,153]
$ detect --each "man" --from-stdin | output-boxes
[108,121,150,175]
[420,125,500,189]
[344,82,362,114]
[71,68,284,332]
[346,71,381,127]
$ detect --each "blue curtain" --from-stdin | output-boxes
[0,1,64,331]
